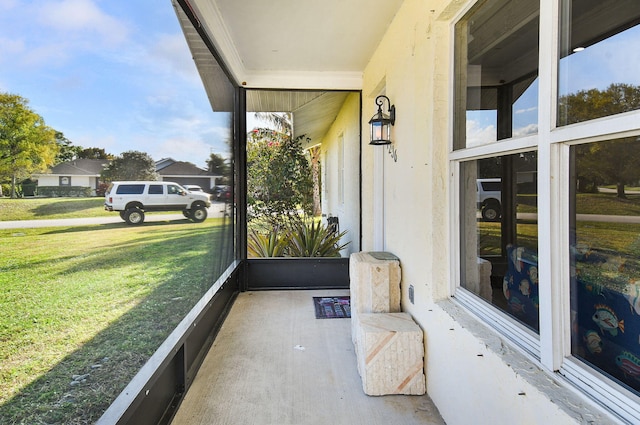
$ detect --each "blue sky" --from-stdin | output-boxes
[0,0,230,169]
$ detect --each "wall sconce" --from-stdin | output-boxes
[369,95,395,145]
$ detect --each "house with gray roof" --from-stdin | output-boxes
[34,157,220,196]
[33,159,110,196]
[155,158,220,191]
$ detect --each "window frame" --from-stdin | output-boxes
[449,0,640,422]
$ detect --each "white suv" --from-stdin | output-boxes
[104,181,212,225]
[477,178,501,221]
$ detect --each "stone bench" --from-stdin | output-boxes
[355,312,426,395]
[349,252,426,396]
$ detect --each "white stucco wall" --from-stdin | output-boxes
[357,0,618,423]
[37,175,95,187]
[37,176,60,186]
[320,92,361,256]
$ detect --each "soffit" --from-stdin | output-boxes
[174,1,360,147]
[246,90,352,147]
[184,0,404,90]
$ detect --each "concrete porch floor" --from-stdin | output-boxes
[170,289,445,425]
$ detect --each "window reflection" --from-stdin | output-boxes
[454,0,539,149]
[460,152,539,331]
[558,1,640,126]
[570,138,640,394]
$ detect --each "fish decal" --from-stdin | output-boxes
[583,330,603,355]
[509,296,525,314]
[621,282,640,315]
[528,266,539,285]
[616,351,640,380]
[592,304,624,336]
[503,276,511,300]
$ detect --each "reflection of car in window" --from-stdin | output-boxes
[477,178,501,221]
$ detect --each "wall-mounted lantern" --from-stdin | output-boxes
[368,95,396,145]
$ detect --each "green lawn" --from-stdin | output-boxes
[576,192,640,216]
[0,219,232,424]
[0,197,111,221]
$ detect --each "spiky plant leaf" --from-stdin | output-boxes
[247,226,289,257]
[286,220,349,257]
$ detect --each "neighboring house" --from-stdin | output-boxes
[155,158,219,192]
[34,157,219,196]
[33,159,110,196]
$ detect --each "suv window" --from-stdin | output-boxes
[480,181,501,191]
[116,184,145,195]
[148,185,164,195]
[167,184,181,195]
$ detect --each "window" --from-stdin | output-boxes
[59,176,71,186]
[459,153,538,332]
[454,0,539,150]
[116,184,145,195]
[148,185,163,195]
[454,0,540,338]
[570,138,640,393]
[453,0,640,420]
[167,184,181,195]
[558,1,640,126]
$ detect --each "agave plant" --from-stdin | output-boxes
[286,220,349,257]
[247,226,290,257]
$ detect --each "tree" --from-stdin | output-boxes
[559,83,640,126]
[0,92,58,198]
[308,145,322,216]
[101,150,158,182]
[54,131,81,164]
[575,139,640,198]
[247,126,313,223]
[560,84,640,198]
[206,152,230,180]
[78,147,113,160]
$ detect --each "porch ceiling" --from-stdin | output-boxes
[173,0,373,145]
[176,0,404,90]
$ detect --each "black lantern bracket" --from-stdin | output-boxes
[369,95,397,161]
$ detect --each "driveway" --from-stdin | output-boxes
[0,203,232,229]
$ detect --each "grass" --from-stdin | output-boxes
[576,192,640,216]
[0,218,233,424]
[0,197,111,221]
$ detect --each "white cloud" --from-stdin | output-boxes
[466,119,496,146]
[147,33,200,84]
[152,136,213,167]
[514,106,537,115]
[512,124,538,138]
[36,0,129,46]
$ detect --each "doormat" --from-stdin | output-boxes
[313,296,351,319]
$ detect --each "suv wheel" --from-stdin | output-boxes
[190,206,208,223]
[119,211,127,221]
[124,208,145,225]
[481,202,501,221]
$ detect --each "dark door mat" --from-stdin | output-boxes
[313,296,351,319]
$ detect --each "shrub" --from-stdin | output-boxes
[96,182,110,197]
[247,219,349,258]
[37,186,93,197]
[247,226,290,257]
[287,220,349,257]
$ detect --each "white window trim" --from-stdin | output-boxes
[449,0,640,422]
